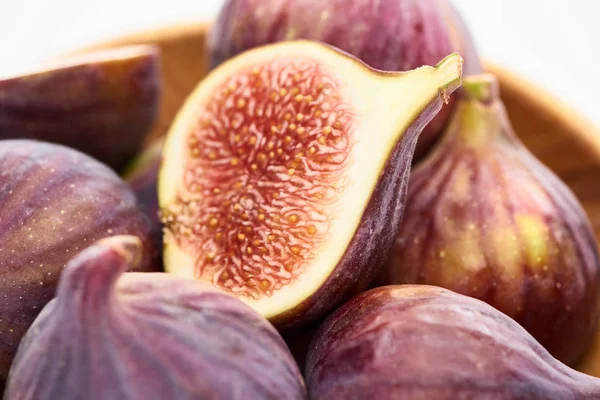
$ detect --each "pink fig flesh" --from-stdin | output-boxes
[386,74,600,365]
[0,45,161,170]
[306,285,600,399]
[159,41,463,327]
[0,140,159,386]
[6,236,307,400]
[209,0,481,160]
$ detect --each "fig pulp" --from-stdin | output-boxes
[0,140,158,385]
[125,140,163,262]
[5,236,307,400]
[306,285,600,400]
[385,74,600,365]
[0,45,160,170]
[159,41,463,327]
[209,0,481,159]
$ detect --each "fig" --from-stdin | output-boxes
[0,140,158,385]
[385,74,600,365]
[158,41,463,327]
[208,0,481,160]
[5,235,307,400]
[0,45,160,170]
[124,140,163,262]
[306,285,600,400]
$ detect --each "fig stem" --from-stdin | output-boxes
[437,72,517,147]
[462,74,500,104]
[433,53,464,104]
[56,235,142,310]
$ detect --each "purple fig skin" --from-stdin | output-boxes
[124,140,163,265]
[0,140,159,386]
[385,75,600,365]
[272,92,458,329]
[5,236,307,400]
[209,0,480,161]
[0,45,160,171]
[306,285,600,400]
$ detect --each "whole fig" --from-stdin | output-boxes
[306,285,600,400]
[5,236,307,400]
[0,140,158,385]
[385,74,600,365]
[208,0,481,160]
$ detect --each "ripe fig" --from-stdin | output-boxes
[306,285,600,400]
[385,74,600,365]
[6,235,307,400]
[0,140,158,385]
[208,0,481,160]
[124,140,163,263]
[159,41,463,328]
[0,45,160,170]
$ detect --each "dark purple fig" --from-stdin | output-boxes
[0,140,158,385]
[6,235,307,400]
[124,140,163,264]
[158,41,463,328]
[306,285,600,400]
[208,0,481,160]
[0,45,160,170]
[385,74,600,365]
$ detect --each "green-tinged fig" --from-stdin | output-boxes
[159,41,463,328]
[306,285,600,400]
[124,140,163,263]
[385,74,600,365]
[209,0,481,159]
[0,45,160,170]
[0,140,158,386]
[6,235,307,400]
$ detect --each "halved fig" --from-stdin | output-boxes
[0,45,160,170]
[159,41,463,327]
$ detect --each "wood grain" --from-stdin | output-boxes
[77,22,211,144]
[80,21,600,375]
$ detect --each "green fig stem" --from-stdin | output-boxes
[462,74,500,104]
[433,53,464,104]
[446,73,515,147]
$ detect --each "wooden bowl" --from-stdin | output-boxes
[81,21,600,374]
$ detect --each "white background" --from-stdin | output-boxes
[1,0,599,128]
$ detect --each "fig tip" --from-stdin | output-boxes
[434,53,464,103]
[56,235,143,302]
[462,73,500,104]
[99,235,143,269]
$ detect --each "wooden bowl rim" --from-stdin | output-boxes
[78,20,600,164]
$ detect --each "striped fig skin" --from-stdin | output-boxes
[5,236,307,400]
[386,75,600,365]
[209,0,480,160]
[0,140,158,386]
[125,140,163,264]
[306,285,600,400]
[0,45,160,171]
